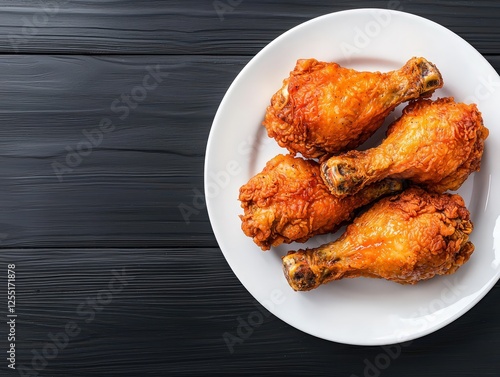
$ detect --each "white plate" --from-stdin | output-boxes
[205,9,500,345]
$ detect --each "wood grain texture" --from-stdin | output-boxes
[0,1,498,376]
[0,248,498,376]
[0,55,249,248]
[0,0,499,55]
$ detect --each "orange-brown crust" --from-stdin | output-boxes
[394,98,489,193]
[263,57,443,158]
[239,154,402,250]
[282,188,474,291]
[321,97,489,197]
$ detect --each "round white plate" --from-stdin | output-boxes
[205,9,500,345]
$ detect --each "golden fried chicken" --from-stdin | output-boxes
[239,154,403,250]
[263,57,443,158]
[321,97,489,197]
[282,188,474,291]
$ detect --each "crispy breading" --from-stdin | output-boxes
[239,154,402,250]
[321,97,489,197]
[263,57,443,158]
[282,188,474,291]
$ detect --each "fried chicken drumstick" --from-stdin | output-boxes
[321,97,489,197]
[263,57,443,158]
[239,154,403,250]
[282,188,474,291]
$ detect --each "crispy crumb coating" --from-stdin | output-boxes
[239,154,403,250]
[321,97,489,197]
[282,188,474,291]
[263,57,443,158]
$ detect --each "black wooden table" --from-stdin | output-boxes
[0,1,498,376]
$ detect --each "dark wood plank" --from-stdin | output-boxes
[0,248,498,376]
[0,1,498,377]
[0,0,499,55]
[0,55,249,248]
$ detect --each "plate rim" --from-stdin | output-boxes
[205,8,500,346]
